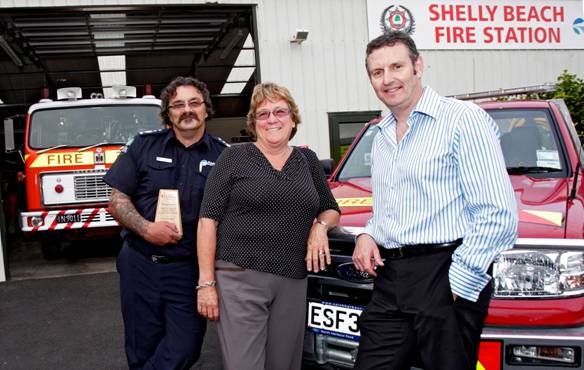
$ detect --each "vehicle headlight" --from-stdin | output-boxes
[493,249,584,298]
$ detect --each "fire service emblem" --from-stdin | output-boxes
[380,5,415,34]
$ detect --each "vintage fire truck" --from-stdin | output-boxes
[4,86,162,259]
[303,86,584,369]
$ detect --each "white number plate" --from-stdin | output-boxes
[307,301,362,340]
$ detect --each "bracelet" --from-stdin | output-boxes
[316,219,329,229]
[196,280,216,290]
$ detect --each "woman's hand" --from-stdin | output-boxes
[197,286,220,321]
[306,222,332,273]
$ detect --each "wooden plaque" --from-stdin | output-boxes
[154,189,183,236]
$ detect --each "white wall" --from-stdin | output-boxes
[423,49,584,97]
[254,0,382,157]
[2,0,583,159]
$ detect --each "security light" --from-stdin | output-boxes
[290,29,309,44]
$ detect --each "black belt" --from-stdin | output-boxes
[129,245,194,264]
[379,239,463,259]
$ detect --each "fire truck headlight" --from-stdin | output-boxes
[509,345,577,365]
[493,250,584,298]
[30,216,44,227]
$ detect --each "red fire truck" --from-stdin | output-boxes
[303,86,584,369]
[4,86,162,259]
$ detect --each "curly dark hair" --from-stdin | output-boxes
[159,76,215,126]
[365,31,420,72]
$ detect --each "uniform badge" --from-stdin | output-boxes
[120,135,135,154]
[199,159,215,172]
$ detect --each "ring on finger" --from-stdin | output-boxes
[318,250,325,256]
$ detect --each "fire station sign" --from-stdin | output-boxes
[367,0,584,49]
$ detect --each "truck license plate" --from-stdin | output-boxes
[55,213,81,223]
[308,302,501,370]
[307,301,362,340]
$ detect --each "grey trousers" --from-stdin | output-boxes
[215,260,308,370]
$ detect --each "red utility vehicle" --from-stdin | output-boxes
[4,86,162,259]
[303,88,584,369]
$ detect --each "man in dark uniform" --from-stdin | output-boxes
[104,76,227,370]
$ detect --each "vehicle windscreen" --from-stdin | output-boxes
[28,105,162,149]
[337,125,379,181]
[488,108,565,175]
[336,108,564,180]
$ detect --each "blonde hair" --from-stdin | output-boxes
[246,82,302,140]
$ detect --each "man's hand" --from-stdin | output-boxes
[197,287,219,321]
[144,221,182,246]
[352,234,384,277]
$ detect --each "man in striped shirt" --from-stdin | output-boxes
[352,31,517,370]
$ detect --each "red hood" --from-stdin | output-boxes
[330,175,567,237]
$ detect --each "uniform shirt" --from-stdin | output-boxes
[104,128,227,258]
[199,144,340,279]
[364,86,518,302]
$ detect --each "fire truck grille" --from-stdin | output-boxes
[80,211,115,222]
[74,174,112,200]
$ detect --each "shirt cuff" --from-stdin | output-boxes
[448,260,491,302]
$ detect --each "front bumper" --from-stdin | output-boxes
[20,208,118,232]
[303,324,584,369]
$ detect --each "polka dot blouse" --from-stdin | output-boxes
[199,143,340,279]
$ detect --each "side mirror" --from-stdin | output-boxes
[4,118,15,152]
[319,158,335,177]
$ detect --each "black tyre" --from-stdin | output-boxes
[40,238,62,260]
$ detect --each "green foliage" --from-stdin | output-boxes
[550,71,584,141]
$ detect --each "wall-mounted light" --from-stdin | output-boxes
[290,29,309,44]
[0,35,23,67]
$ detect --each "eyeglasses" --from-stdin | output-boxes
[168,100,204,111]
[255,107,291,121]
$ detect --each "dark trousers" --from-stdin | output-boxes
[117,243,206,370]
[354,248,491,370]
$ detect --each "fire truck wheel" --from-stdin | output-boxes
[40,238,62,260]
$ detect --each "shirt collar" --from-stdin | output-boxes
[377,86,441,130]
[163,128,211,150]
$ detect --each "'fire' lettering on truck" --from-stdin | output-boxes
[29,152,93,167]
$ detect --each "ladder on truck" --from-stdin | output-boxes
[450,84,557,101]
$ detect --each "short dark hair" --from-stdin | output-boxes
[159,76,215,126]
[365,31,420,71]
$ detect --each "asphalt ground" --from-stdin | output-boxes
[0,235,223,370]
[0,236,322,370]
[0,271,224,370]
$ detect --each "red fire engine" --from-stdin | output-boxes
[4,86,162,259]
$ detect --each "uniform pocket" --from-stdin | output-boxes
[144,158,176,192]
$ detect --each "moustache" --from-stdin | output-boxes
[179,112,200,121]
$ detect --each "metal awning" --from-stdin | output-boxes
[0,5,258,117]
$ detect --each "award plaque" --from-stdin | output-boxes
[154,189,183,236]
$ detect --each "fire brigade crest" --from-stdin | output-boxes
[94,147,105,164]
[380,5,415,34]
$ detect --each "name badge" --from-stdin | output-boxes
[156,156,172,163]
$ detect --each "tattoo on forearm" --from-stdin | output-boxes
[109,188,149,235]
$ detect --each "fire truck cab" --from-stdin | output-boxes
[5,86,162,259]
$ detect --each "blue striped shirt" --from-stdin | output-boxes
[363,86,518,302]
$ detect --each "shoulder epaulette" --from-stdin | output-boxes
[212,136,230,147]
[139,128,168,136]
